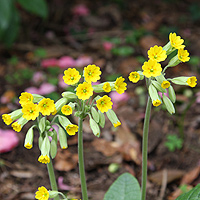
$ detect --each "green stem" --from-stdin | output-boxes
[78,117,88,200]
[141,96,152,200]
[47,159,60,200]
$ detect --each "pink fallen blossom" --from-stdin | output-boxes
[196,92,200,104]
[72,4,90,16]
[41,58,58,68]
[58,176,76,191]
[0,129,19,153]
[38,83,56,95]
[75,55,93,67]
[57,56,76,68]
[103,41,113,51]
[109,91,130,109]
[32,71,45,84]
[25,87,41,94]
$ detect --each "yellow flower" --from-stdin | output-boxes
[63,68,81,85]
[38,98,55,116]
[96,95,113,113]
[11,122,22,132]
[35,186,49,200]
[61,105,72,115]
[66,124,79,136]
[148,45,167,62]
[22,102,39,120]
[169,33,185,49]
[187,76,197,87]
[128,72,140,83]
[153,99,161,107]
[19,92,33,106]
[38,155,50,164]
[103,82,111,92]
[142,60,162,78]
[161,81,170,89]
[76,82,93,100]
[178,48,190,62]
[84,64,101,83]
[114,77,127,94]
[114,121,121,128]
[25,142,32,149]
[2,114,12,125]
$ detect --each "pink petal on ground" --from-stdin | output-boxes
[41,58,58,68]
[72,4,90,16]
[103,41,113,51]
[32,71,45,84]
[25,87,41,94]
[57,56,76,68]
[58,74,68,89]
[0,129,19,153]
[75,55,93,67]
[38,83,56,95]
[58,176,76,191]
[109,91,130,109]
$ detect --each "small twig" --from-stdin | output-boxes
[158,169,168,200]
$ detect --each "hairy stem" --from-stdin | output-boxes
[141,96,152,200]
[47,159,59,200]
[78,117,88,200]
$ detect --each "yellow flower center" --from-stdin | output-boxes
[88,71,92,76]
[150,68,154,72]
[71,76,74,80]
[43,103,47,108]
[29,110,33,113]
[101,101,105,105]
[154,55,158,59]
[83,89,87,93]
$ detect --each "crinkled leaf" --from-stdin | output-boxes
[17,0,48,18]
[104,173,141,200]
[176,184,200,200]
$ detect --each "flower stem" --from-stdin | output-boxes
[141,96,152,200]
[47,158,60,200]
[78,117,88,200]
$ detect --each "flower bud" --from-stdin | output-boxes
[41,135,51,156]
[155,74,165,84]
[137,71,144,80]
[49,191,59,198]
[148,84,162,107]
[50,130,57,159]
[11,117,28,132]
[98,110,105,128]
[168,55,181,67]
[38,135,43,150]
[106,109,121,128]
[162,41,174,55]
[52,97,68,115]
[2,109,23,125]
[24,126,34,149]
[91,107,99,123]
[32,94,44,103]
[163,95,175,114]
[151,80,167,93]
[89,116,100,137]
[168,85,176,103]
[58,125,68,149]
[58,115,71,129]
[68,102,76,110]
[61,91,77,100]
[108,163,119,173]
[39,117,46,134]
[170,77,188,85]
[93,82,115,93]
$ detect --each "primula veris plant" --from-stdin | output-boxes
[2,63,127,200]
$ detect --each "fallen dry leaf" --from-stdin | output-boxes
[10,170,33,178]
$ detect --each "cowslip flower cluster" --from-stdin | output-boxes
[128,32,197,114]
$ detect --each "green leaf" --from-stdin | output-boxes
[104,173,141,200]
[0,0,12,30]
[34,48,47,58]
[112,46,134,57]
[176,184,200,200]
[17,0,48,18]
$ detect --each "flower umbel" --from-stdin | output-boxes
[19,92,33,106]
[61,105,73,115]
[35,186,49,200]
[128,72,140,83]
[96,95,113,113]
[142,59,162,78]
[147,45,167,62]
[22,102,39,120]
[169,33,185,49]
[38,98,55,116]
[63,68,81,85]
[187,76,197,87]
[114,77,127,94]
[178,48,190,62]
[66,124,79,135]
[84,64,101,83]
[76,82,93,100]
[38,155,50,164]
